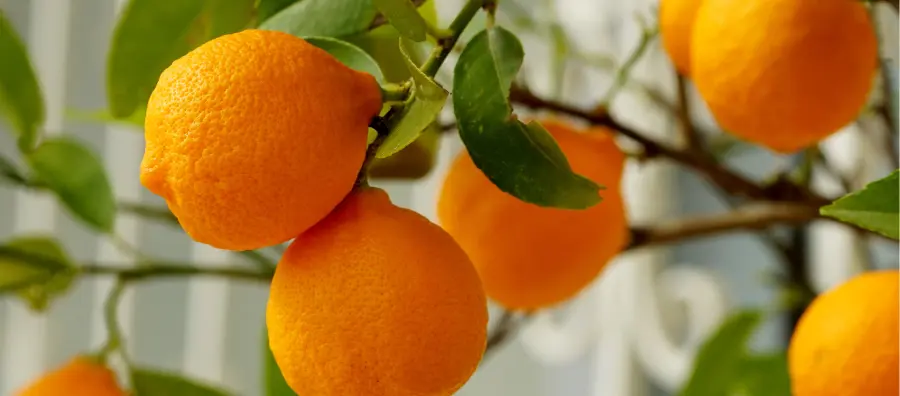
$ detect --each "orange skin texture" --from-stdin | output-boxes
[659,0,703,75]
[16,356,127,396]
[266,187,488,396]
[141,29,381,251]
[788,269,899,396]
[437,120,629,310]
[690,0,877,154]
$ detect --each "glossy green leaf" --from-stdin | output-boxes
[206,0,256,38]
[256,0,300,23]
[264,329,297,395]
[372,0,427,42]
[376,40,447,158]
[132,368,231,396]
[27,137,116,233]
[452,27,601,209]
[0,11,45,152]
[260,0,377,39]
[820,169,899,240]
[0,236,76,312]
[679,310,763,396]
[735,353,791,396]
[304,36,384,83]
[107,0,207,118]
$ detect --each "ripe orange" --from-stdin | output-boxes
[690,0,877,153]
[437,119,629,310]
[788,269,899,396]
[141,29,382,250]
[16,356,126,396]
[659,0,703,75]
[266,187,488,396]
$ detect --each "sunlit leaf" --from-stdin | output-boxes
[452,27,601,209]
[259,0,377,39]
[372,0,428,42]
[132,368,231,396]
[735,353,791,396]
[820,169,899,240]
[304,36,384,83]
[0,236,76,312]
[376,39,447,158]
[679,310,763,396]
[27,137,116,233]
[0,11,44,152]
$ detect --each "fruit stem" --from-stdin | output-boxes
[421,0,491,78]
[380,82,410,103]
[96,278,128,365]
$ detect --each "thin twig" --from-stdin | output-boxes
[81,262,273,282]
[600,26,658,106]
[675,74,700,150]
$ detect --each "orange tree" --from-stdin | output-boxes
[0,0,897,395]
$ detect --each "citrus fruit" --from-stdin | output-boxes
[659,0,703,75]
[437,119,629,310]
[141,29,382,250]
[788,269,899,396]
[16,356,126,396]
[690,0,878,153]
[266,187,488,396]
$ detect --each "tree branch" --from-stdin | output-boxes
[81,262,273,283]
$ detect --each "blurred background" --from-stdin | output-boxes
[0,0,897,395]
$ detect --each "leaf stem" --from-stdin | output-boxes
[599,25,658,106]
[421,0,489,77]
[380,82,410,103]
[97,278,127,364]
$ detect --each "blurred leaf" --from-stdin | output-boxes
[679,310,763,396]
[206,0,256,38]
[0,155,27,185]
[372,0,427,42]
[27,137,116,233]
[259,0,377,39]
[107,0,206,118]
[370,122,441,179]
[264,329,297,395]
[256,0,300,23]
[304,36,384,83]
[67,107,145,128]
[452,27,601,209]
[0,236,76,312]
[132,368,231,396]
[735,353,791,396]
[376,40,447,158]
[0,11,45,152]
[820,169,899,240]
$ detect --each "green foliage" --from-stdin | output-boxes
[255,0,300,23]
[263,330,297,396]
[680,310,792,396]
[372,0,429,42]
[0,11,45,152]
[304,37,385,84]
[132,368,232,396]
[453,27,601,209]
[820,169,899,240]
[0,236,76,312]
[259,0,377,39]
[27,137,117,233]
[376,40,448,158]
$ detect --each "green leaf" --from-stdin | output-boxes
[206,0,256,38]
[0,236,76,312]
[263,329,297,395]
[260,0,377,39]
[132,368,231,396]
[820,169,899,240]
[304,36,384,84]
[735,353,791,396]
[452,27,602,209]
[27,137,116,233]
[107,0,207,118]
[372,0,428,42]
[256,0,300,23]
[0,11,45,152]
[376,40,448,158]
[679,310,763,396]
[0,155,27,185]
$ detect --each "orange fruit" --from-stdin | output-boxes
[141,29,382,250]
[437,120,629,310]
[266,187,488,396]
[788,269,899,396]
[659,0,703,75]
[690,0,877,153]
[16,356,126,396]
